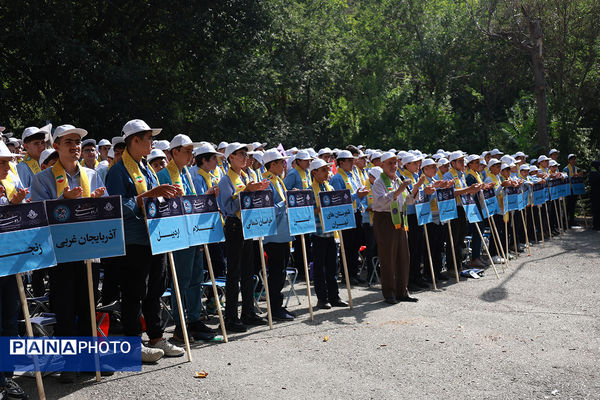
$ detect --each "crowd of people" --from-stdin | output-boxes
[0,120,597,398]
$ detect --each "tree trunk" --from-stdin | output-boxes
[527,18,549,153]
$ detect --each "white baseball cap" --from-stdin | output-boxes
[513,151,528,158]
[193,143,224,157]
[0,141,21,159]
[448,151,465,162]
[82,138,96,148]
[147,149,167,163]
[121,119,161,138]
[153,140,170,151]
[549,148,559,155]
[217,141,228,150]
[97,139,111,147]
[294,150,313,161]
[370,151,382,161]
[251,141,267,150]
[248,150,264,165]
[22,126,47,141]
[549,160,559,167]
[112,136,125,146]
[465,154,480,165]
[567,153,576,160]
[489,148,503,156]
[530,166,539,173]
[519,164,530,171]
[401,153,420,166]
[437,157,450,167]
[108,147,115,158]
[39,149,56,165]
[169,134,197,150]
[318,147,333,156]
[336,149,356,160]
[537,155,550,162]
[53,124,88,141]
[262,148,290,165]
[501,163,511,170]
[380,152,397,163]
[7,138,20,147]
[420,158,437,169]
[369,166,383,179]
[530,158,537,164]
[500,155,516,165]
[224,142,253,159]
[487,159,501,168]
[309,158,332,171]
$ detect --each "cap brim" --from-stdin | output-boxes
[55,128,88,139]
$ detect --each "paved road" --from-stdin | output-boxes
[19,228,600,399]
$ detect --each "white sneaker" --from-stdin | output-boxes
[141,344,164,363]
[148,338,185,357]
[492,255,505,264]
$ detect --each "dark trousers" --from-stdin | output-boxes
[224,217,255,321]
[311,235,340,302]
[49,261,95,337]
[31,268,48,297]
[101,257,121,305]
[0,275,19,385]
[373,212,409,299]
[566,194,577,226]
[469,222,482,260]
[264,242,289,312]
[407,214,425,283]
[117,245,167,340]
[205,242,226,300]
[362,223,377,277]
[488,214,506,257]
[340,211,363,278]
[424,222,444,279]
[446,207,468,270]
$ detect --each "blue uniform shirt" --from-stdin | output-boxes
[156,166,195,196]
[330,170,361,212]
[30,165,104,201]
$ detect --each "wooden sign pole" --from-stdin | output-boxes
[202,244,228,342]
[167,252,193,361]
[299,234,314,320]
[446,222,460,283]
[85,260,101,381]
[422,224,437,290]
[257,238,273,329]
[337,233,354,309]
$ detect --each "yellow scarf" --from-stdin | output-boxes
[294,165,310,189]
[262,170,286,201]
[23,155,41,175]
[425,176,438,212]
[448,167,465,189]
[197,167,219,189]
[122,148,157,195]
[226,168,248,201]
[166,159,196,195]
[337,168,357,209]
[567,164,577,177]
[80,158,99,169]
[52,160,90,198]
[401,169,415,183]
[436,170,444,180]
[466,168,482,184]
[365,178,374,224]
[1,177,16,202]
[357,168,368,187]
[311,178,338,238]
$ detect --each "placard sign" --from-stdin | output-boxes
[571,176,586,196]
[182,194,225,245]
[503,187,520,212]
[286,190,316,236]
[532,182,547,206]
[46,196,125,263]
[461,194,482,223]
[481,188,499,218]
[143,197,189,255]
[239,190,277,239]
[0,201,56,277]
[548,179,562,201]
[414,189,432,226]
[436,187,457,223]
[318,189,356,233]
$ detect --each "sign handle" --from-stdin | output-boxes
[544,203,553,241]
[537,206,545,244]
[446,221,460,283]
[474,223,499,279]
[15,273,46,400]
[504,215,509,261]
[167,252,192,362]
[510,212,519,258]
[422,225,437,290]
[479,192,506,271]
[257,238,273,329]
[561,197,569,230]
[519,210,531,256]
[337,232,353,309]
[299,235,314,320]
[85,260,101,382]
[530,206,539,244]
[553,200,563,234]
[202,244,228,342]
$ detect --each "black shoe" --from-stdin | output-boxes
[384,297,399,305]
[282,307,296,317]
[241,313,268,326]
[272,309,294,321]
[225,319,248,333]
[188,320,217,335]
[172,325,196,344]
[437,272,450,281]
[59,371,77,384]
[330,298,349,307]
[316,300,332,309]
[397,296,419,303]
[4,378,27,398]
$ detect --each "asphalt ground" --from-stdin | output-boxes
[17,228,600,399]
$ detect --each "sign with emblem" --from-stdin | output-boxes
[239,190,277,239]
[143,197,189,255]
[503,186,521,212]
[286,189,316,236]
[318,189,355,233]
[532,182,547,206]
[436,187,457,223]
[45,196,125,263]
[481,188,500,217]
[181,194,225,245]
[0,202,56,277]
[571,176,586,195]
[414,189,432,226]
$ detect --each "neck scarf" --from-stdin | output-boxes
[23,154,41,175]
[337,168,357,209]
[294,165,310,189]
[80,158,99,169]
[198,167,219,189]
[166,159,196,195]
[379,172,408,230]
[227,168,248,199]
[263,170,286,201]
[122,148,157,195]
[0,176,16,202]
[465,168,482,184]
[52,160,90,198]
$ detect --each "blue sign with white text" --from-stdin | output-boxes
[548,179,561,201]
[181,194,225,245]
[436,187,457,223]
[415,189,432,226]
[143,197,189,254]
[286,190,316,236]
[503,187,520,212]
[461,194,482,223]
[240,190,277,239]
[0,202,56,277]
[571,176,585,195]
[318,189,356,233]
[481,189,499,218]
[532,183,546,206]
[46,196,125,263]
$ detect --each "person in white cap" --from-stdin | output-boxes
[217,142,269,332]
[371,152,415,303]
[30,124,108,382]
[0,139,30,399]
[330,150,370,285]
[282,149,311,190]
[156,134,217,342]
[147,148,168,172]
[16,126,48,192]
[97,138,111,162]
[215,141,229,175]
[549,148,559,161]
[308,158,348,308]
[248,150,265,176]
[260,149,299,320]
[80,138,99,169]
[564,153,583,227]
[6,138,21,154]
[105,119,185,363]
[361,166,384,280]
[436,157,449,179]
